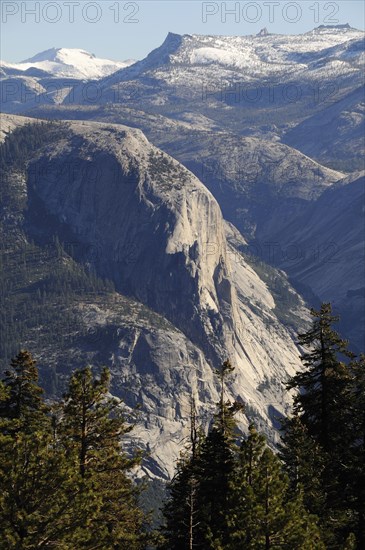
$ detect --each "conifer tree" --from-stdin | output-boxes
[229,423,267,547]
[0,351,78,547]
[0,350,47,429]
[0,354,151,547]
[194,360,244,549]
[283,304,356,547]
[161,361,244,550]
[279,413,326,517]
[289,304,354,448]
[161,396,202,550]
[348,354,365,548]
[0,382,8,402]
[58,366,146,549]
[229,423,324,549]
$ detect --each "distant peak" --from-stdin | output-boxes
[163,32,185,48]
[22,47,59,63]
[144,32,185,63]
[11,47,131,80]
[313,23,356,32]
[22,47,94,64]
[257,27,269,37]
[166,31,183,39]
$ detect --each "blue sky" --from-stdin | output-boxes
[1,1,364,62]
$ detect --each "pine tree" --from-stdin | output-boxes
[348,354,365,548]
[0,356,151,548]
[0,380,9,402]
[0,349,47,429]
[194,360,244,549]
[58,366,146,549]
[161,361,244,550]
[283,304,356,547]
[161,396,202,550]
[229,423,267,547]
[229,423,324,549]
[279,413,326,517]
[0,351,78,547]
[289,304,354,449]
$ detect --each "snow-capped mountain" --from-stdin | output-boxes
[1,47,135,79]
[53,25,363,141]
[2,26,363,128]
[101,25,364,90]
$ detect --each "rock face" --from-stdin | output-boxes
[1,118,310,477]
[142,123,344,240]
[56,295,224,480]
[29,120,236,363]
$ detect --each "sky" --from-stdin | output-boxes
[1,0,364,62]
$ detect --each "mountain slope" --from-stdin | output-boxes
[283,85,365,171]
[0,116,310,477]
[3,27,364,136]
[267,172,365,351]
[0,112,39,141]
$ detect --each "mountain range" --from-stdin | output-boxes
[0,24,364,478]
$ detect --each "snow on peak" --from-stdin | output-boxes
[105,26,364,85]
[2,48,135,79]
[23,47,96,64]
[312,23,356,33]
